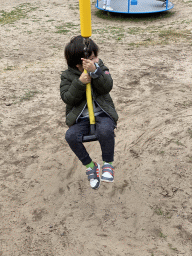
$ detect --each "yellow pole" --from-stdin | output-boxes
[79,0,92,38]
[84,71,95,125]
[79,0,95,126]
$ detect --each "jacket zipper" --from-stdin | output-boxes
[94,99,116,126]
[74,96,116,125]
[75,103,87,123]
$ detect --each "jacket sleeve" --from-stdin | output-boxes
[60,73,86,106]
[91,62,113,95]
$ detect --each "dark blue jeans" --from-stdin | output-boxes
[65,113,115,165]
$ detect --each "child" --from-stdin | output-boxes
[156,0,166,6]
[60,35,118,189]
[103,0,113,11]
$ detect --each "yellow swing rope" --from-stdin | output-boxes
[79,0,95,126]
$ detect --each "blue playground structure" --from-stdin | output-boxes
[96,0,174,14]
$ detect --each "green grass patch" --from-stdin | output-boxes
[159,232,167,239]
[128,27,142,34]
[19,90,39,102]
[173,140,186,147]
[127,38,168,48]
[55,22,78,34]
[4,65,15,71]
[126,28,192,48]
[0,3,38,25]
[154,207,172,219]
[168,243,178,251]
[188,128,192,138]
[188,156,192,163]
[69,3,79,10]
[110,26,125,39]
[93,26,125,40]
[155,208,164,216]
[159,29,192,40]
[55,27,69,34]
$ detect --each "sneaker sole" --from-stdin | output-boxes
[92,177,101,189]
[101,177,114,183]
[91,163,101,189]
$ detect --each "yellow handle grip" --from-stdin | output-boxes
[79,0,92,38]
[84,70,95,125]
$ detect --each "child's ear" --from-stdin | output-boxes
[76,64,83,72]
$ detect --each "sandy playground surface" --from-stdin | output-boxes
[1,0,192,255]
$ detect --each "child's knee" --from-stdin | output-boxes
[65,129,76,143]
[97,125,114,138]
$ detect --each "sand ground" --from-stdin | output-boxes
[1,0,192,255]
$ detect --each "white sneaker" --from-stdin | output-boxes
[103,4,106,9]
[101,163,114,182]
[86,163,100,189]
[106,6,113,11]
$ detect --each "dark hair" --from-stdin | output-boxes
[64,35,99,68]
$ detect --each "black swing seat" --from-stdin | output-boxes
[82,134,98,143]
[82,124,98,142]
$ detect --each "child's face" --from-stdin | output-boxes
[88,52,99,64]
[76,52,99,72]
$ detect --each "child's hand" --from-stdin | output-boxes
[79,72,91,84]
[81,58,96,73]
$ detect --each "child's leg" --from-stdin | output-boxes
[65,118,101,189]
[107,0,111,6]
[65,119,92,166]
[95,114,115,182]
[95,114,115,163]
[103,0,111,6]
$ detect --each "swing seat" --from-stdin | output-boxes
[82,134,98,142]
[82,124,98,142]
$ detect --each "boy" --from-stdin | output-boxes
[60,35,118,189]
[103,0,113,11]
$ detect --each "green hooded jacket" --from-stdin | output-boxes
[60,59,118,127]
